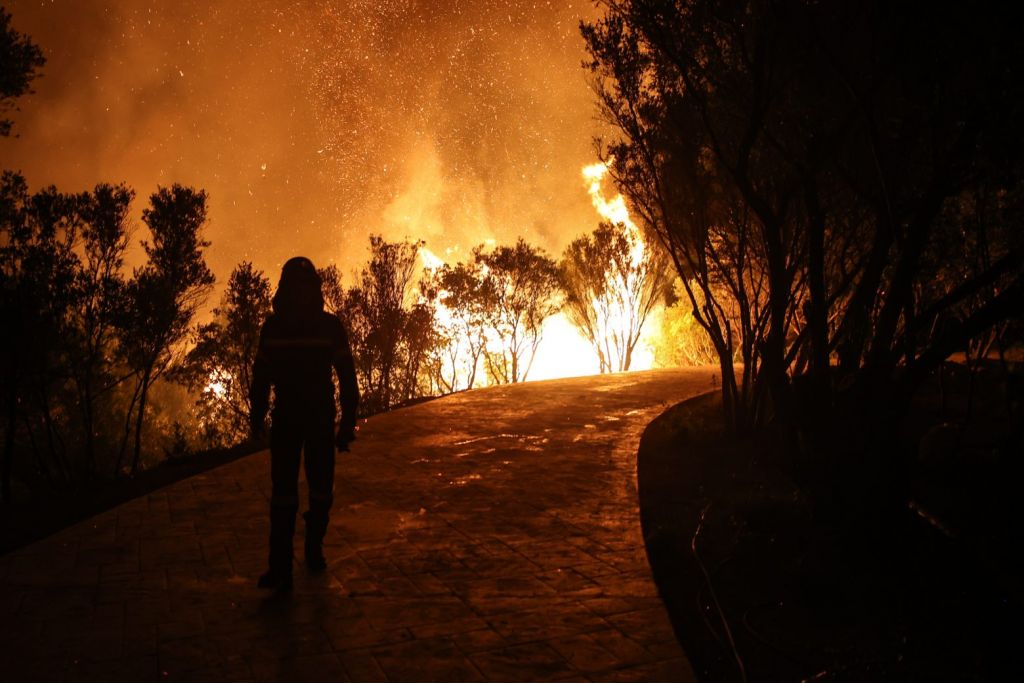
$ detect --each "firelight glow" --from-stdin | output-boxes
[204,372,228,399]
[0,1,608,286]
[578,160,657,373]
[417,159,658,386]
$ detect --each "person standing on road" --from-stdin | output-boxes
[249,256,360,591]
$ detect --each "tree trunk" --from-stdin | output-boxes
[804,182,832,411]
[718,355,737,432]
[81,371,96,475]
[130,368,151,477]
[114,378,142,477]
[467,350,479,390]
[38,385,69,481]
[21,411,53,488]
[2,381,18,503]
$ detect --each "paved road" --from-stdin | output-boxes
[0,368,712,682]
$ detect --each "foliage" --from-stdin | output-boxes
[583,0,1024,527]
[66,184,134,473]
[0,6,44,137]
[0,174,212,497]
[583,0,1024,426]
[1,174,80,498]
[475,239,562,384]
[177,262,271,448]
[560,221,670,372]
[651,280,719,368]
[420,260,490,392]
[317,264,345,316]
[117,185,214,476]
[341,236,440,413]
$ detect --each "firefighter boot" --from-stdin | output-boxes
[258,505,296,591]
[303,509,329,573]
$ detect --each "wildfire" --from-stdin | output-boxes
[579,160,656,371]
[204,371,228,398]
[414,158,657,386]
[583,161,634,230]
[418,245,597,384]
[419,247,445,271]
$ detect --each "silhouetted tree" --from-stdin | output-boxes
[399,301,441,400]
[476,239,561,384]
[0,175,81,497]
[0,12,218,491]
[421,261,490,392]
[560,221,670,372]
[178,262,271,447]
[117,185,214,476]
[317,264,345,316]
[0,6,44,138]
[67,184,133,473]
[343,236,428,412]
[583,0,1024,525]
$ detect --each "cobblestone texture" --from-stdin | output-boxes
[0,369,711,681]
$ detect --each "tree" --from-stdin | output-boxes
[117,185,214,476]
[178,262,271,447]
[560,220,670,373]
[582,4,777,430]
[651,280,719,368]
[583,0,1024,523]
[0,6,45,138]
[421,261,490,392]
[399,301,441,401]
[476,239,561,384]
[344,236,426,413]
[66,184,133,473]
[0,174,81,497]
[317,264,346,316]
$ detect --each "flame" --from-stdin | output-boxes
[204,370,228,398]
[528,312,602,380]
[579,159,656,372]
[418,246,597,384]
[413,159,658,387]
[418,246,456,331]
[419,246,445,271]
[583,161,634,230]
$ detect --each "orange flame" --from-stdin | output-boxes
[579,160,656,371]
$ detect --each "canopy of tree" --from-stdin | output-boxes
[582,0,1024,522]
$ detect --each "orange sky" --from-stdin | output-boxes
[2,0,610,296]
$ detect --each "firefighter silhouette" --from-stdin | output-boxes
[250,256,359,591]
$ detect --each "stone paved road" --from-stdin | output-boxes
[0,368,712,682]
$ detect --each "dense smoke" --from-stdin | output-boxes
[1,0,607,287]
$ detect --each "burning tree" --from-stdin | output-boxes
[560,214,670,372]
[117,186,214,476]
[420,260,490,393]
[177,262,271,447]
[651,280,721,368]
[342,235,442,413]
[475,239,562,384]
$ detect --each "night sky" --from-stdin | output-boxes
[1,0,607,290]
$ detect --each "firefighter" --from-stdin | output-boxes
[249,256,359,591]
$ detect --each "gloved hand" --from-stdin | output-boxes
[335,426,356,452]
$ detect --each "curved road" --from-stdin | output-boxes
[0,368,712,682]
